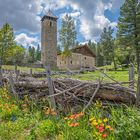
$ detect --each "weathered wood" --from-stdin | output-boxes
[129,65,135,89]
[136,65,140,106]
[8,73,19,104]
[83,80,101,111]
[45,66,56,109]
[0,67,3,87]
[29,69,33,76]
[14,64,17,74]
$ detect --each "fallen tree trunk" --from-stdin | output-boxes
[11,78,136,106]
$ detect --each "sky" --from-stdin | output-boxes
[0,0,125,48]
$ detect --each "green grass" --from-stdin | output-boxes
[0,87,140,140]
[54,70,137,84]
[2,65,45,73]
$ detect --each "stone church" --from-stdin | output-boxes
[41,10,96,70]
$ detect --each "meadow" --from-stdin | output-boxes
[0,65,139,140]
[0,87,140,140]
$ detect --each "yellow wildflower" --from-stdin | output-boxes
[91,120,98,126]
[89,117,95,122]
[98,119,102,124]
[103,118,108,123]
[105,125,111,129]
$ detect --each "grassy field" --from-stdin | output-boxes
[0,65,139,139]
[0,87,140,140]
[3,65,138,82]
[2,65,45,73]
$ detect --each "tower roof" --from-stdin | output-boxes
[41,9,58,21]
[46,9,58,19]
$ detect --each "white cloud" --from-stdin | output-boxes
[0,0,124,43]
[60,11,81,19]
[15,33,39,47]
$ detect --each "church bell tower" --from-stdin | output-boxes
[41,10,58,69]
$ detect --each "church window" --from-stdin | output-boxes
[50,21,52,27]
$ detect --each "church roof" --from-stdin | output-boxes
[46,9,58,19]
[71,44,96,58]
[58,44,96,57]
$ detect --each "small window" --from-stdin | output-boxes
[65,61,66,64]
[85,57,86,60]
[70,61,72,64]
[50,21,52,27]
[60,62,61,65]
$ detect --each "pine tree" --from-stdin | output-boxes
[28,46,36,63]
[59,14,77,55]
[88,40,96,54]
[36,44,41,61]
[96,43,104,67]
[100,27,116,69]
[117,0,140,70]
[0,23,15,65]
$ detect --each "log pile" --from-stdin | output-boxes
[12,78,136,108]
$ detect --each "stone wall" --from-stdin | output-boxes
[57,53,96,70]
[41,18,57,69]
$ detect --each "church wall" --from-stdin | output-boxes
[57,53,96,70]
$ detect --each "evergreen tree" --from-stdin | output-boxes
[28,46,36,63]
[59,14,77,55]
[57,44,62,54]
[36,44,41,61]
[96,43,104,67]
[100,27,116,69]
[117,0,140,70]
[0,23,15,65]
[88,40,96,54]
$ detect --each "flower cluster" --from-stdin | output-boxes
[0,103,16,113]
[44,107,57,116]
[0,87,11,101]
[64,112,84,127]
[89,117,113,139]
[20,97,29,113]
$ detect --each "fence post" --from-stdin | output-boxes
[129,65,134,89]
[136,65,140,106]
[29,69,32,77]
[0,67,3,87]
[45,65,56,110]
[14,64,17,74]
[0,60,3,87]
[15,70,20,82]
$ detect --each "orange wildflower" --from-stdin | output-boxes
[22,104,28,107]
[69,122,79,127]
[102,133,107,138]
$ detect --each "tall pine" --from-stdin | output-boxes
[0,23,15,65]
[100,27,116,69]
[117,0,140,70]
[59,14,77,55]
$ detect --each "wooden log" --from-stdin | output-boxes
[129,65,135,89]
[136,65,140,106]
[45,66,56,110]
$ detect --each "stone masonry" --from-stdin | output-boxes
[41,10,58,69]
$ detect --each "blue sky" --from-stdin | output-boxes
[0,0,124,48]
